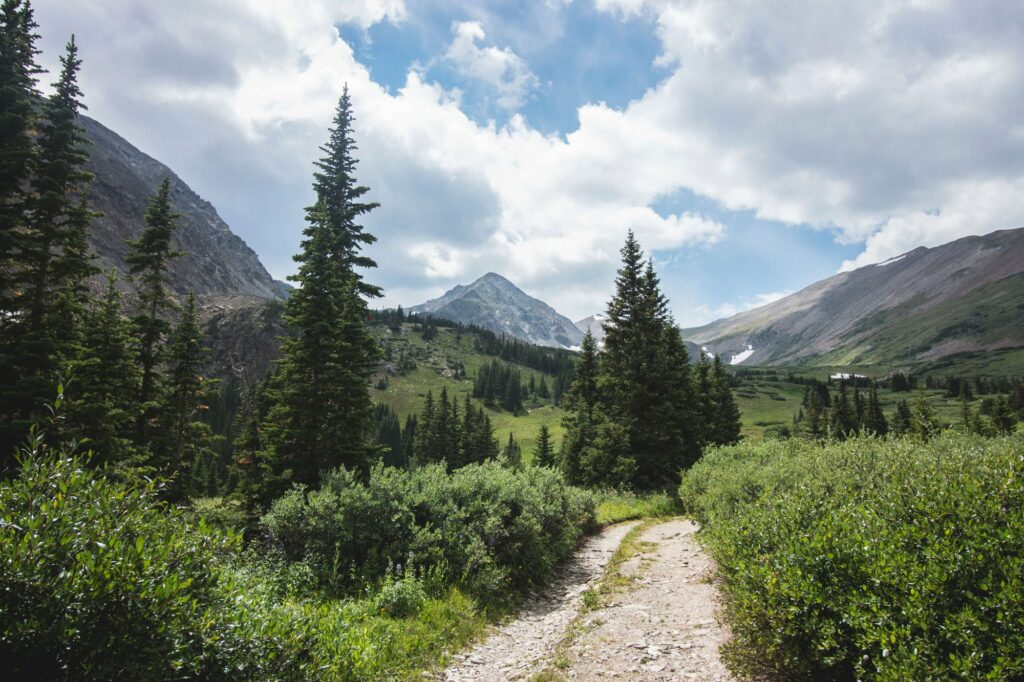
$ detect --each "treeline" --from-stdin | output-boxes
[0,16,218,498]
[794,379,1019,440]
[557,233,741,489]
[370,391,537,473]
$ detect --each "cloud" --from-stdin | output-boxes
[33,0,1024,322]
[589,0,1024,267]
[443,20,540,110]
[681,289,794,328]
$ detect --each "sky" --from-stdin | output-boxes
[35,0,1024,327]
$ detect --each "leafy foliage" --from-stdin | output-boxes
[680,434,1024,681]
[261,461,596,605]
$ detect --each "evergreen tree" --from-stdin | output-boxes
[910,388,940,439]
[805,389,825,439]
[0,0,41,319]
[67,272,141,467]
[159,292,212,498]
[708,354,741,445]
[559,329,602,483]
[262,86,382,486]
[126,177,182,439]
[891,399,913,436]
[1,35,96,457]
[373,402,404,468]
[853,385,865,433]
[864,384,888,436]
[413,391,436,466]
[990,394,1017,436]
[533,424,555,467]
[400,413,417,467]
[501,431,521,470]
[597,235,699,486]
[537,375,550,400]
[830,381,857,439]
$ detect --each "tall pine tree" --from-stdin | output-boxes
[0,0,40,319]
[262,85,382,487]
[597,233,699,486]
[126,176,182,440]
[159,291,211,498]
[67,272,141,467]
[1,34,96,459]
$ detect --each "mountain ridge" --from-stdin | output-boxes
[81,114,287,305]
[683,227,1024,367]
[409,273,584,349]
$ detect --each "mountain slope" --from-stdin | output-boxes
[574,314,608,345]
[685,228,1024,367]
[409,273,584,349]
[82,114,286,302]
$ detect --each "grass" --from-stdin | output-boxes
[593,488,682,525]
[370,325,566,455]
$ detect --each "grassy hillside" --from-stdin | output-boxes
[370,324,567,456]
[367,323,1021,447]
[729,366,1021,440]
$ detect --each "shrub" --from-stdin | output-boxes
[374,568,427,618]
[261,460,596,605]
[681,434,1024,681]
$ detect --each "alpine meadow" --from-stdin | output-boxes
[1,2,1023,680]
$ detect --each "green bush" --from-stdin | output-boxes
[0,452,490,680]
[681,434,1024,680]
[374,568,427,618]
[261,461,596,605]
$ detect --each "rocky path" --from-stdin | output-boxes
[441,518,734,681]
[552,518,734,681]
[441,521,639,681]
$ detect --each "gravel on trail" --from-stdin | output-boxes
[440,521,638,681]
[440,518,735,681]
[554,518,735,681]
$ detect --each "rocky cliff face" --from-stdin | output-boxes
[684,228,1024,367]
[81,114,287,302]
[410,273,584,349]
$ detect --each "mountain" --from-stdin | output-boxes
[684,228,1024,367]
[409,273,584,349]
[81,114,287,303]
[574,314,607,345]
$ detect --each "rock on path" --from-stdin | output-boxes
[440,521,638,682]
[555,518,735,681]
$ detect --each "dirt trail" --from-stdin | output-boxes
[440,518,734,681]
[441,521,638,681]
[553,518,734,681]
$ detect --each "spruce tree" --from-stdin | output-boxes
[709,354,741,445]
[126,176,182,438]
[533,423,555,467]
[990,394,1017,436]
[830,381,857,439]
[1,34,96,459]
[0,0,40,319]
[865,384,888,436]
[501,432,521,470]
[559,329,601,483]
[263,86,382,486]
[67,272,141,466]
[805,389,824,439]
[891,399,912,436]
[159,292,211,499]
[910,388,940,439]
[597,235,699,486]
